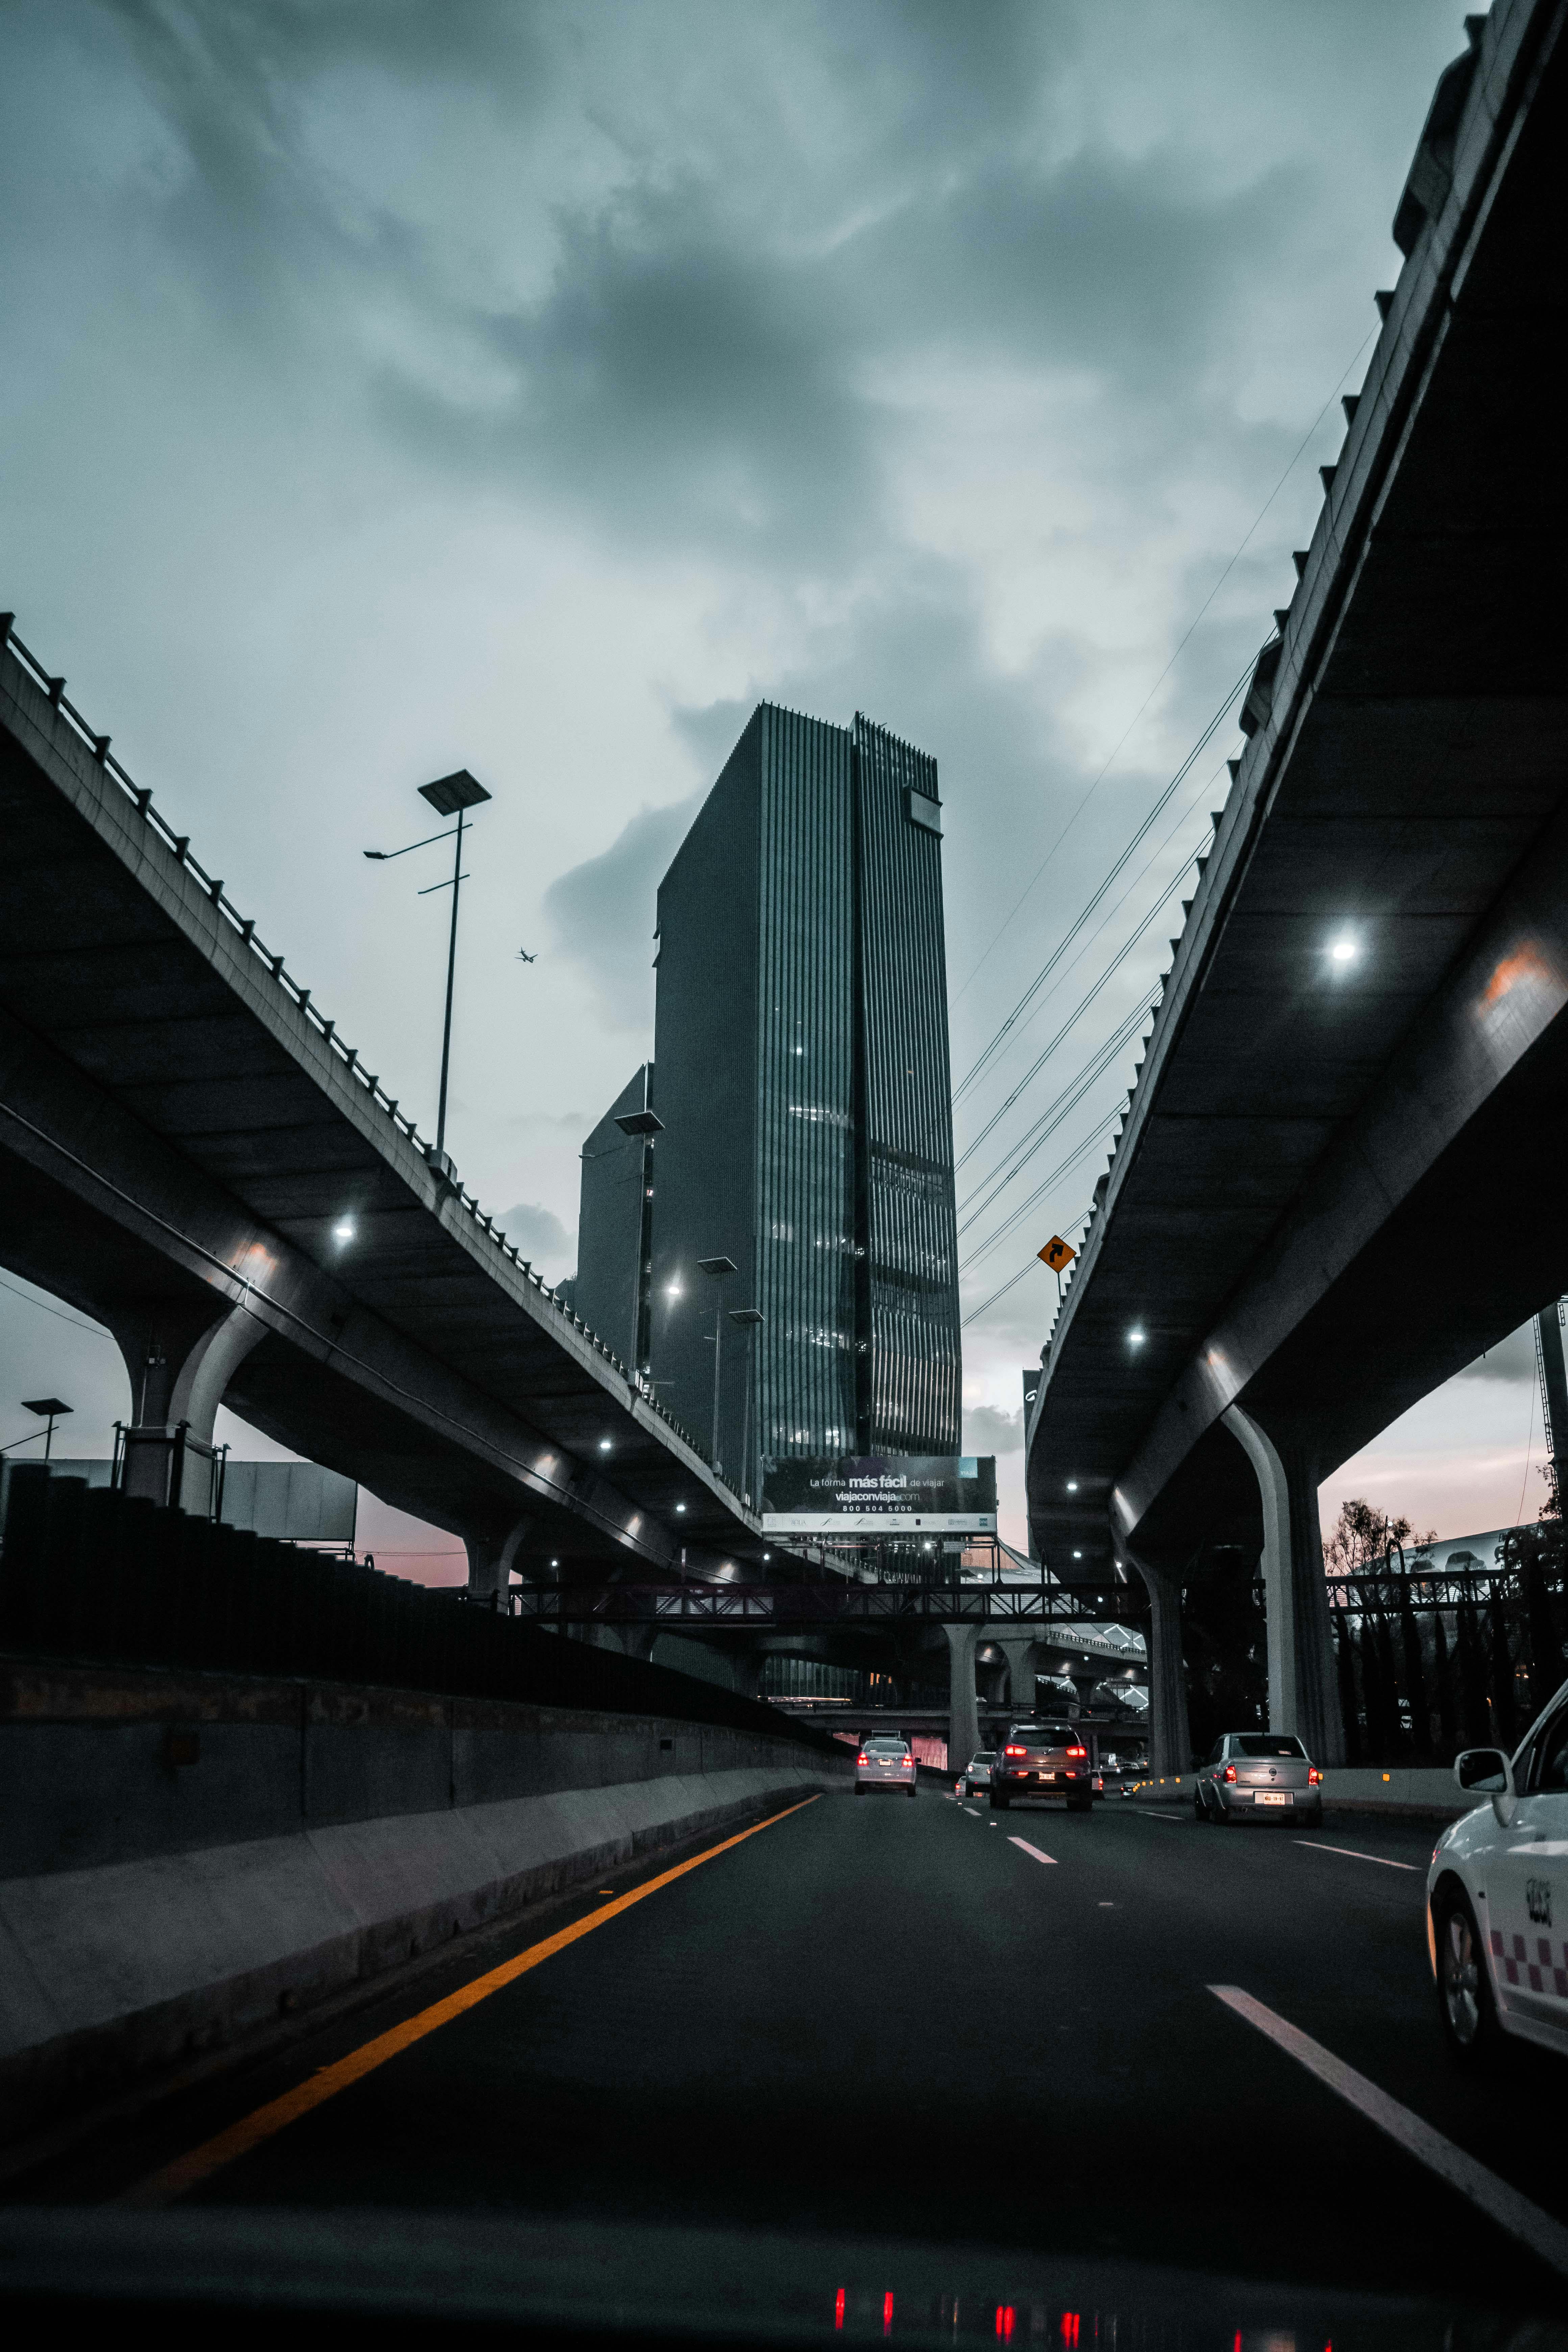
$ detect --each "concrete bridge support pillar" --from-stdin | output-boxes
[109,1303,267,1511]
[944,1623,980,1778]
[464,1517,533,1602]
[1222,1405,1344,1765]
[1125,1556,1191,1777]
[997,1637,1038,1717]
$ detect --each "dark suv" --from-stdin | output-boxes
[989,1721,1092,1812]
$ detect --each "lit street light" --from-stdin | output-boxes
[364,767,492,1174]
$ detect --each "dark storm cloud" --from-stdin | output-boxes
[964,1403,1023,1456]
[1460,1321,1538,1385]
[80,0,1321,577]
[494,1198,574,1276]
[543,791,700,1029]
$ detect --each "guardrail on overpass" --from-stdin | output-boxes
[0,618,778,1583]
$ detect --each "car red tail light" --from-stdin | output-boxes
[1067,1745,1086,1758]
[1004,1743,1027,1756]
[1223,1764,1236,1783]
[1308,1767,1322,1784]
[856,1754,868,1765]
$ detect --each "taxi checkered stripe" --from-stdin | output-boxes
[1491,1927,1568,1998]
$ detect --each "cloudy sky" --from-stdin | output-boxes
[2,0,1547,1567]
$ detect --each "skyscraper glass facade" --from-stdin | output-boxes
[577,702,958,1494]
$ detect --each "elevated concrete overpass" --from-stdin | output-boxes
[1025,0,1568,1767]
[0,624,772,1589]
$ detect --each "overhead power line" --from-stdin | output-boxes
[950,324,1377,1013]
[960,1108,1123,1278]
[952,653,1255,1113]
[957,989,1159,1236]
[955,841,1202,1183]
[961,1200,1094,1329]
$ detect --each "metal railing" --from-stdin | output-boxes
[0,1465,834,1750]
[514,1579,1144,1632]
[0,616,713,1477]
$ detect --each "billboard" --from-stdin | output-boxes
[761,1454,997,1534]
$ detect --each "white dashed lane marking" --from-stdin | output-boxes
[1147,1811,1187,1821]
[1008,1837,1057,1866]
[1294,1840,1419,1871]
[963,1807,983,1817]
[1210,1985,1568,2277]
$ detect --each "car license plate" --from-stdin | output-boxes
[1042,1770,1057,1781]
[1256,1792,1291,1805]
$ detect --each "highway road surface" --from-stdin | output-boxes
[13,1787,1566,2323]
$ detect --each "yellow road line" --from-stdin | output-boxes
[118,1793,822,2210]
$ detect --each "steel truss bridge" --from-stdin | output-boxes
[511,1581,1143,1638]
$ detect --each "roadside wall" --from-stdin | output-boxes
[0,1655,850,2137]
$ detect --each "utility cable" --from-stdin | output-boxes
[955,845,1199,1181]
[961,1200,1094,1330]
[953,655,1252,1111]
[957,990,1159,1236]
[960,1110,1123,1278]
[950,323,1377,1013]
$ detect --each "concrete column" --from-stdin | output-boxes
[944,1623,980,1776]
[1125,1554,1191,1776]
[733,1647,768,1702]
[465,1515,534,1601]
[111,1303,266,1510]
[998,1637,1038,1717]
[1223,1404,1344,1763]
[1068,1672,1100,1720]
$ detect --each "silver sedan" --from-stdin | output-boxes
[856,1737,917,1797]
[959,1749,996,1796]
[1194,1732,1323,1824]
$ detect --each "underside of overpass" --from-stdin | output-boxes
[0,629,778,1586]
[1025,0,1567,1763]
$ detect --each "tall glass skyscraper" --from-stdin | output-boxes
[611,701,960,1496]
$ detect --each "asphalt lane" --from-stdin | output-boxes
[31,1789,1568,2310]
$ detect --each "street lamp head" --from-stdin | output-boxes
[418,768,491,817]
[728,1307,765,1327]
[614,1109,665,1137]
[698,1255,738,1277]
[332,1217,357,1245]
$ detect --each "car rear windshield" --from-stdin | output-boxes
[1231,1736,1306,1758]
[865,1742,908,1754]
[972,1752,996,1762]
[1010,1726,1074,1745]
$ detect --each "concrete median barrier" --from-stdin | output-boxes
[0,1656,850,2140]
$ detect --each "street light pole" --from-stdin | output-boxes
[435,805,465,1160]
[728,1308,765,1506]
[364,767,492,1174]
[697,1255,737,1471]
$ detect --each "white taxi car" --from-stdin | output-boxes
[1427,1675,1568,2065]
